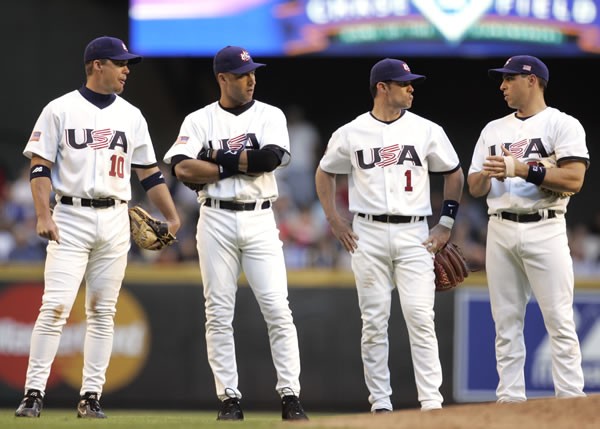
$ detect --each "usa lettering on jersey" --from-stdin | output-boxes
[65,128,128,152]
[211,133,259,152]
[488,138,549,158]
[356,144,422,169]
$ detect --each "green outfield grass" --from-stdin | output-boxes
[0,409,332,429]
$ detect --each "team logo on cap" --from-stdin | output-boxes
[122,42,129,52]
[240,50,251,62]
[403,63,410,72]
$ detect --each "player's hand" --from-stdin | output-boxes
[329,216,359,253]
[423,224,451,254]
[483,154,508,179]
[167,219,181,236]
[500,146,529,178]
[37,213,60,243]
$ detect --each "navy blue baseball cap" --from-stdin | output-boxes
[84,36,142,64]
[370,58,426,87]
[488,55,549,82]
[213,46,265,75]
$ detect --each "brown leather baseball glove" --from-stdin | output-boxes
[434,242,469,292]
[537,155,574,199]
[129,206,176,251]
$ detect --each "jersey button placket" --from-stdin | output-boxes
[385,168,394,212]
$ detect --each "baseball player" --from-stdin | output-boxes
[15,36,180,418]
[467,55,588,402]
[163,45,308,421]
[315,58,464,412]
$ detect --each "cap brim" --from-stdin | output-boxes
[109,53,143,64]
[488,68,520,78]
[227,62,266,75]
[390,74,427,84]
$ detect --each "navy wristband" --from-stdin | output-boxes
[218,165,237,180]
[526,165,546,186]
[440,200,459,219]
[216,149,241,171]
[197,148,214,162]
[140,171,166,191]
[30,165,51,180]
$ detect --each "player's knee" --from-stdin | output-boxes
[262,306,294,326]
[38,303,71,326]
[361,329,388,345]
[403,306,434,327]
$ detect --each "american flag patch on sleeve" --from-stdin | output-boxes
[29,131,41,142]
[176,136,189,144]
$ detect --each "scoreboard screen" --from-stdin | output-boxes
[130,0,600,57]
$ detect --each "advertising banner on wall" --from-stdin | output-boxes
[0,283,151,394]
[453,287,600,402]
[0,277,457,410]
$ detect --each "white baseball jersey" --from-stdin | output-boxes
[163,100,290,202]
[320,111,460,215]
[468,107,589,214]
[470,106,588,402]
[165,99,301,401]
[21,87,151,398]
[23,90,157,201]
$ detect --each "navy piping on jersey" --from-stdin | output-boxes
[369,109,406,124]
[78,85,116,109]
[430,164,462,176]
[218,100,255,116]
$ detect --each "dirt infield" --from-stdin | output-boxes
[305,395,600,429]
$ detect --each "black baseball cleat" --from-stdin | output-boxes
[373,408,392,414]
[15,389,43,417]
[77,392,107,418]
[217,397,244,421]
[281,395,309,421]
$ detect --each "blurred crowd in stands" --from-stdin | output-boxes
[2,106,600,278]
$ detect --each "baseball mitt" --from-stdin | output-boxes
[536,155,574,198]
[434,242,469,292]
[129,205,176,251]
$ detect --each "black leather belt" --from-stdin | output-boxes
[358,213,425,224]
[204,198,271,211]
[60,196,125,208]
[496,210,556,223]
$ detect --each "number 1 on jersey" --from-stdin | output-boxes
[404,170,413,192]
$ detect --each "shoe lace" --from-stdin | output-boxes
[23,396,38,408]
[23,391,41,408]
[82,394,102,412]
[283,395,304,415]
[87,398,101,412]
[223,398,239,410]
[221,388,240,413]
